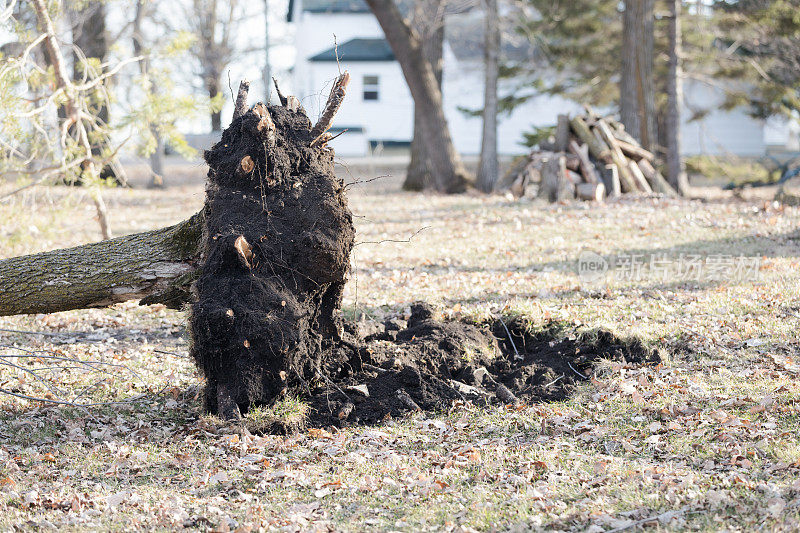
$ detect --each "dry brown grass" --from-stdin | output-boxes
[0,171,799,531]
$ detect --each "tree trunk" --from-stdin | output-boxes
[0,213,203,317]
[32,0,111,240]
[71,2,108,125]
[477,0,500,193]
[134,0,165,189]
[666,0,689,194]
[208,74,222,132]
[620,0,656,150]
[405,108,431,191]
[70,1,127,185]
[149,131,165,188]
[365,0,470,193]
[620,0,639,143]
[405,7,444,192]
[639,0,656,151]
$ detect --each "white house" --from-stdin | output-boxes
[287,0,799,158]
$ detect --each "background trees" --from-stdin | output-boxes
[476,0,499,192]
[2,0,796,200]
[0,0,222,237]
[404,0,446,191]
[365,0,470,193]
[185,0,242,132]
[714,0,800,124]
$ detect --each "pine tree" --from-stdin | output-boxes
[714,0,800,122]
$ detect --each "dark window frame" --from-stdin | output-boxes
[363,75,379,101]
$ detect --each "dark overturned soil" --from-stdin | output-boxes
[289,303,660,431]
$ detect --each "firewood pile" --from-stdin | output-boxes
[508,112,678,202]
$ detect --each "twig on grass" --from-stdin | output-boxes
[354,226,430,247]
[343,174,392,191]
[0,344,168,408]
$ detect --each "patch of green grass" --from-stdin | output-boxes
[244,396,309,433]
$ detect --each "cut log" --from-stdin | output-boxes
[565,153,581,171]
[556,177,576,203]
[569,116,611,162]
[568,140,599,184]
[603,164,622,197]
[582,104,600,122]
[594,120,638,193]
[510,172,525,198]
[577,182,606,202]
[615,138,655,161]
[554,114,570,152]
[609,122,639,146]
[628,159,653,193]
[566,169,582,184]
[538,154,574,202]
[638,159,679,196]
[0,212,203,316]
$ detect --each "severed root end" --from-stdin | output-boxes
[310,72,350,142]
[233,79,251,121]
[234,235,254,269]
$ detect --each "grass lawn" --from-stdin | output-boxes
[0,174,799,531]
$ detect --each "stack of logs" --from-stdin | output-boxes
[510,112,678,202]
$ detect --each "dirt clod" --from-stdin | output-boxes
[297,308,660,431]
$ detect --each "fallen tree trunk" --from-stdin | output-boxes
[0,212,203,316]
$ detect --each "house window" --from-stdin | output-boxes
[363,75,379,101]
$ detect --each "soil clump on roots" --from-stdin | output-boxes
[187,80,658,431]
[190,98,355,421]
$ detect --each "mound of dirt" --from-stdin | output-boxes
[280,303,660,431]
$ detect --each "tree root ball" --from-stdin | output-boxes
[189,103,354,420]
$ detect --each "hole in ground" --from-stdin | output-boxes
[248,303,660,434]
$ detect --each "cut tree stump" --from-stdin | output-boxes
[554,114,570,152]
[603,164,621,197]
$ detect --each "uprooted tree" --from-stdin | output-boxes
[0,75,354,418]
[0,75,658,426]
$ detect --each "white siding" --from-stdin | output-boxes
[307,62,412,155]
[443,55,582,155]
[681,81,766,156]
[294,11,383,104]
